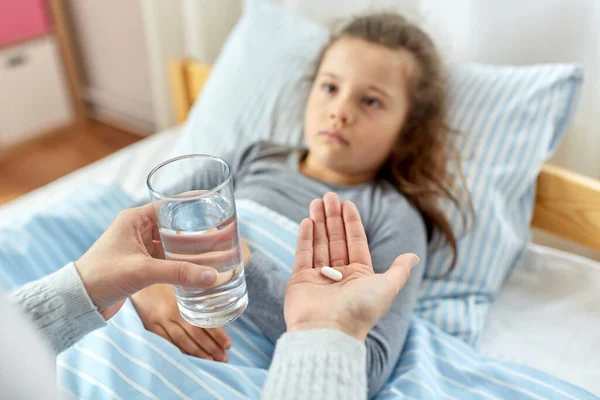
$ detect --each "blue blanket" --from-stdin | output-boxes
[0,185,595,399]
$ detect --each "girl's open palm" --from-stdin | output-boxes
[284,193,420,341]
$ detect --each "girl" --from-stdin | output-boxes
[132,12,468,398]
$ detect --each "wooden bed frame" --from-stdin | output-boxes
[169,59,600,252]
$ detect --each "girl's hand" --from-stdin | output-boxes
[284,193,420,341]
[131,284,232,362]
[240,238,252,265]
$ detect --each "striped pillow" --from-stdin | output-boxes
[419,64,583,346]
[173,0,583,345]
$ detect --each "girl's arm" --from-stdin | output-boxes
[362,203,427,398]
[243,252,289,338]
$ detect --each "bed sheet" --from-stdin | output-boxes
[2,191,596,399]
[480,243,600,396]
[1,125,599,396]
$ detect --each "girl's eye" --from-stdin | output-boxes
[363,97,381,108]
[322,83,337,94]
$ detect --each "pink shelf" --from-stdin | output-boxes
[0,0,50,47]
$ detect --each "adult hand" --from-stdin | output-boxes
[75,203,220,320]
[284,192,420,341]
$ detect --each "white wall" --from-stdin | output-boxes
[140,0,186,131]
[418,0,600,180]
[180,0,243,63]
[140,0,243,130]
[67,0,155,133]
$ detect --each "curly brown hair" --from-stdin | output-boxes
[316,13,472,271]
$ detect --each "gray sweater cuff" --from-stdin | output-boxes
[9,262,106,354]
[262,329,367,400]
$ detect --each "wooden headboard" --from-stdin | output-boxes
[169,59,600,252]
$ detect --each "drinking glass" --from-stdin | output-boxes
[147,155,247,327]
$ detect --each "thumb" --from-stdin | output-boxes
[383,253,420,293]
[146,259,219,288]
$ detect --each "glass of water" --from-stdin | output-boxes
[147,154,247,328]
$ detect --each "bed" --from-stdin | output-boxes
[2,1,600,399]
[168,59,600,393]
[2,131,600,398]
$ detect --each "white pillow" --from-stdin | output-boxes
[173,0,583,346]
[171,0,327,158]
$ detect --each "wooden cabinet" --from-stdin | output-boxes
[66,0,154,134]
[0,0,83,148]
[0,0,50,47]
[0,37,73,147]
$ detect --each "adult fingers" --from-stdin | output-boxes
[341,201,372,267]
[150,239,167,260]
[384,253,420,293]
[125,203,158,233]
[323,192,348,267]
[309,198,330,268]
[159,223,236,254]
[141,259,219,288]
[293,219,314,274]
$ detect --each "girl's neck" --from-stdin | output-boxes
[299,153,376,186]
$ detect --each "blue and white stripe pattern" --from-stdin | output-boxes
[0,185,595,399]
[0,185,133,292]
[419,64,583,346]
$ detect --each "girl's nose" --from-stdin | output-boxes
[329,100,354,125]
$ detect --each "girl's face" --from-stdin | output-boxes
[303,37,417,182]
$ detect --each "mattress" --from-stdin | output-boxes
[480,243,600,396]
[1,126,599,396]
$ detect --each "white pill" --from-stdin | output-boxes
[321,266,342,282]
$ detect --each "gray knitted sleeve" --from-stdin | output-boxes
[8,263,106,354]
[262,329,367,400]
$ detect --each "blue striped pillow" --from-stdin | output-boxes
[419,64,583,346]
[173,0,583,345]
